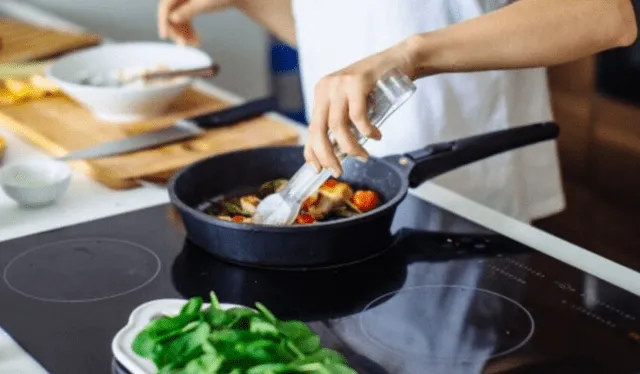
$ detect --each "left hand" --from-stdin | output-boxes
[304,42,414,177]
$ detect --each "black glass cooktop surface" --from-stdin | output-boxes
[0,194,639,374]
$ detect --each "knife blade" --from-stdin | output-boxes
[57,96,278,161]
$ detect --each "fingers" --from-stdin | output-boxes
[346,83,381,144]
[158,0,178,40]
[169,0,209,24]
[305,74,379,177]
[158,0,202,46]
[170,22,201,46]
[305,91,330,174]
[303,144,320,173]
[328,90,367,165]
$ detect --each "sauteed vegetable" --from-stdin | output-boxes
[132,292,356,374]
[203,178,381,225]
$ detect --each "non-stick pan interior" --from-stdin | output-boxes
[171,146,406,212]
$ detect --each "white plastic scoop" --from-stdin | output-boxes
[253,67,417,226]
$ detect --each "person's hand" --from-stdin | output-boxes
[158,0,237,46]
[304,42,415,177]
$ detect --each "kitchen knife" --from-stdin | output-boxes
[57,96,278,161]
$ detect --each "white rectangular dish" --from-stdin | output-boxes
[111,298,243,374]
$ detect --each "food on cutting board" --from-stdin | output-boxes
[0,75,61,105]
[132,292,357,374]
[0,60,51,79]
[203,178,381,225]
[76,64,183,88]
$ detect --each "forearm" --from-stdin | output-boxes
[402,0,637,79]
[235,0,296,47]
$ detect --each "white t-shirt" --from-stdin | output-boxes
[292,0,566,225]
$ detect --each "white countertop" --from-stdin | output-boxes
[1,2,640,373]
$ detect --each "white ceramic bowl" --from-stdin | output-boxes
[46,42,213,123]
[1,159,71,207]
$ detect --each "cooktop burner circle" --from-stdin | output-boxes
[3,238,161,303]
[359,285,534,363]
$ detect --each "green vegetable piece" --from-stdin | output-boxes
[156,344,204,373]
[152,346,169,369]
[277,320,312,341]
[203,291,230,328]
[227,306,257,319]
[181,353,224,374]
[209,329,255,344]
[132,313,198,358]
[144,314,193,336]
[291,348,347,366]
[224,307,257,329]
[322,363,359,374]
[206,308,229,328]
[140,313,199,344]
[272,340,296,363]
[286,340,305,359]
[246,363,290,374]
[224,201,248,216]
[295,335,322,355]
[208,329,240,344]
[250,317,279,336]
[255,302,278,324]
[157,363,179,374]
[244,339,279,362]
[131,330,156,359]
[258,179,288,198]
[295,362,357,374]
[201,341,217,355]
[180,296,204,317]
[209,291,221,310]
[294,362,329,373]
[155,322,211,368]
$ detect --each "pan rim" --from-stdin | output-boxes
[167,145,410,232]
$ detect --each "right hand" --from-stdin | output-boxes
[158,0,237,46]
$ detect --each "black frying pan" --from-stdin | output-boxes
[168,121,559,268]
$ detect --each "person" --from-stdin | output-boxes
[158,0,637,225]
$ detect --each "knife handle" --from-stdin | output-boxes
[190,96,278,129]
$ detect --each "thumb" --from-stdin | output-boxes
[169,0,208,24]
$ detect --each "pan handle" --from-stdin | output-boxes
[399,122,559,188]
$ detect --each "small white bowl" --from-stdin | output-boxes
[46,42,213,123]
[1,159,71,207]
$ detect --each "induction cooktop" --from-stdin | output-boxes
[0,194,638,374]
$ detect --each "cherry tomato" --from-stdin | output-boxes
[295,213,316,224]
[323,179,338,188]
[351,190,379,212]
[231,215,245,223]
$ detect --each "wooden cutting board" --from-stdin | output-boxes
[0,87,300,189]
[0,17,101,63]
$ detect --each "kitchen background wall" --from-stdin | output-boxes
[25,0,271,99]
